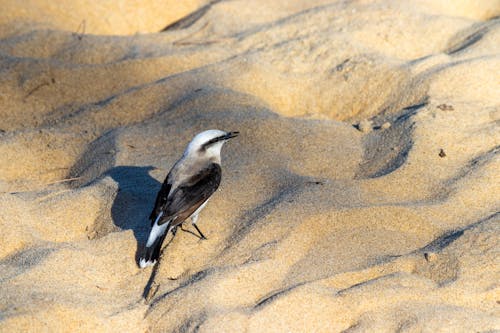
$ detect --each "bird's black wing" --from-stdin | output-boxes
[159,163,222,225]
[149,175,172,225]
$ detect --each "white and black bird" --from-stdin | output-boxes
[139,129,239,268]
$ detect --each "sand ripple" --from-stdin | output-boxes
[0,1,499,332]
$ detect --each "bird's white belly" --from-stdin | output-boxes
[191,199,209,219]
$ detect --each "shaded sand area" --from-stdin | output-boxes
[1,1,499,331]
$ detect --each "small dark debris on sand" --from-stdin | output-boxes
[437,104,454,111]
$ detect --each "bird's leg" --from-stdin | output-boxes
[193,224,207,240]
[170,225,177,236]
[191,214,207,240]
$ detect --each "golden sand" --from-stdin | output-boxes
[0,1,499,332]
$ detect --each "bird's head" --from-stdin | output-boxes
[185,129,239,162]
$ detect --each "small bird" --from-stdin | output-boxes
[139,129,239,268]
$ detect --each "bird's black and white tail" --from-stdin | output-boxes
[139,213,170,268]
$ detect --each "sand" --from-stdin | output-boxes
[0,0,499,332]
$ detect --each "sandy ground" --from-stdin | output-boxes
[0,0,499,332]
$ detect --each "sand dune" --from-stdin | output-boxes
[0,1,499,332]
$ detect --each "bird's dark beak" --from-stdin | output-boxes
[224,131,239,140]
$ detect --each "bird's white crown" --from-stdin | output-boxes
[187,129,228,151]
[184,129,239,161]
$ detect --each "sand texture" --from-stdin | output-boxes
[1,0,499,332]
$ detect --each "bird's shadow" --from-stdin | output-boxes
[106,166,161,264]
[106,165,204,299]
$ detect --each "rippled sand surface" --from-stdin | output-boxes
[0,1,499,332]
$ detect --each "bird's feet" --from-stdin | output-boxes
[179,224,207,240]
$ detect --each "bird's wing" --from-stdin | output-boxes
[149,175,172,225]
[158,163,222,226]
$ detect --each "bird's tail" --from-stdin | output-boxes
[139,219,170,268]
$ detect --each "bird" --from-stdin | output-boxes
[139,129,239,268]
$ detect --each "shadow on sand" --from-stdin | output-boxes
[106,165,189,300]
[106,166,160,263]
